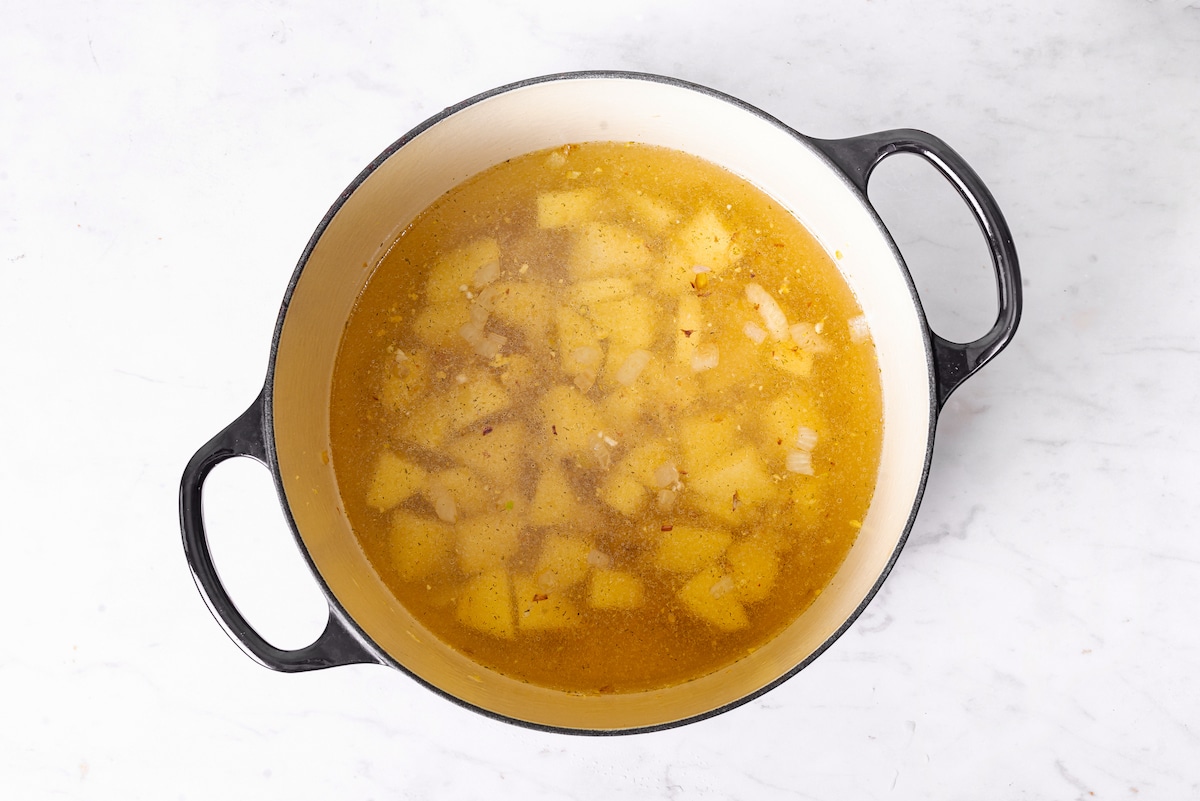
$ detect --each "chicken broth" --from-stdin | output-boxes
[329,142,883,693]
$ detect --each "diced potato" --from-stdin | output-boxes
[688,446,777,522]
[366,451,427,511]
[556,306,599,355]
[424,238,501,304]
[529,464,584,527]
[678,565,748,631]
[569,222,653,279]
[586,295,657,351]
[456,570,515,638]
[402,375,511,450]
[679,413,741,475]
[447,421,526,484]
[618,188,678,234]
[389,511,453,582]
[653,525,732,573]
[513,575,581,630]
[599,441,670,516]
[674,292,704,365]
[495,353,537,392]
[751,392,825,459]
[380,350,429,412]
[674,209,738,273]
[537,188,600,229]
[411,300,470,347]
[538,384,604,456]
[455,511,524,574]
[599,386,643,435]
[696,328,759,393]
[534,533,592,590]
[728,536,779,603]
[429,466,493,518]
[766,342,815,377]
[488,281,556,342]
[571,276,636,306]
[589,570,645,610]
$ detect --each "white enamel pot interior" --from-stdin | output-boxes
[181,72,1020,734]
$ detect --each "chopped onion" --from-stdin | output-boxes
[587,549,612,569]
[690,342,720,372]
[468,301,491,327]
[789,321,827,353]
[427,481,457,523]
[692,264,711,274]
[614,349,652,386]
[459,319,506,358]
[743,321,768,344]
[652,461,679,489]
[795,426,819,452]
[848,314,870,343]
[709,575,735,599]
[657,489,677,510]
[745,283,789,340]
[786,448,815,475]
[393,348,409,364]
[474,283,500,312]
[472,258,500,288]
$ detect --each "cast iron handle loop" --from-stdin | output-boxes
[810,129,1022,408]
[179,393,379,672]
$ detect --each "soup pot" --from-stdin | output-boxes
[180,71,1020,734]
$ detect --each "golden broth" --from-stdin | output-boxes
[329,142,882,693]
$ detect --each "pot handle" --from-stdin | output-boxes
[179,393,380,672]
[810,129,1022,408]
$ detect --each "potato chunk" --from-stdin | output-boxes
[514,575,581,630]
[534,533,592,590]
[589,570,645,610]
[401,375,511,450]
[447,421,526,485]
[728,536,779,603]
[689,446,777,522]
[425,238,501,304]
[389,511,453,582]
[366,452,427,512]
[675,209,738,273]
[653,525,732,573]
[599,441,670,516]
[455,512,523,574]
[457,570,515,638]
[537,188,599,229]
[529,466,585,527]
[678,565,748,631]
[569,222,652,279]
[538,384,603,456]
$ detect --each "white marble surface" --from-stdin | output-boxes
[4,0,1199,797]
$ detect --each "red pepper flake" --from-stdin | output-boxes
[681,329,694,338]
[731,491,741,512]
[552,424,558,436]
[481,426,493,435]
[661,524,674,532]
[532,593,549,602]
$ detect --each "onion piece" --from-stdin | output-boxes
[709,575,735,599]
[789,321,827,353]
[614,349,652,386]
[657,489,677,510]
[794,426,819,452]
[587,549,612,569]
[786,449,815,476]
[427,481,457,523]
[652,461,679,489]
[473,258,500,288]
[742,321,767,344]
[848,314,870,343]
[745,283,789,340]
[691,342,719,372]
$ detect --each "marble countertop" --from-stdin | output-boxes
[4,1,1199,797]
